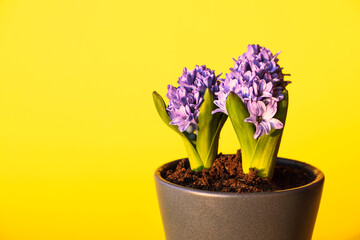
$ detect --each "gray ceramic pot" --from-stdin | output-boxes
[154,157,324,240]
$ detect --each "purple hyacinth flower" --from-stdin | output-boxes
[213,44,289,115]
[166,65,221,133]
[244,101,283,139]
[213,44,290,137]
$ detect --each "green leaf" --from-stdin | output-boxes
[203,113,227,169]
[196,89,214,167]
[226,92,256,173]
[249,90,289,179]
[196,89,228,169]
[152,91,183,137]
[182,137,204,172]
[152,91,203,171]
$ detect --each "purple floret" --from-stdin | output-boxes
[244,101,283,139]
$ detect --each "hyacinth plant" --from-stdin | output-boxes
[153,65,228,171]
[214,44,290,179]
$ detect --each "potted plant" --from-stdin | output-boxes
[153,45,324,240]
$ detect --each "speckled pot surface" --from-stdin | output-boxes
[155,157,324,240]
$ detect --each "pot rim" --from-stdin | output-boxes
[154,157,325,197]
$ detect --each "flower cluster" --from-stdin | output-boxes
[213,44,289,139]
[166,65,221,133]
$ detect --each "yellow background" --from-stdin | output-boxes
[0,0,359,239]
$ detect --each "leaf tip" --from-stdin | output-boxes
[152,91,159,98]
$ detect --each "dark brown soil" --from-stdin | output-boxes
[162,150,314,193]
